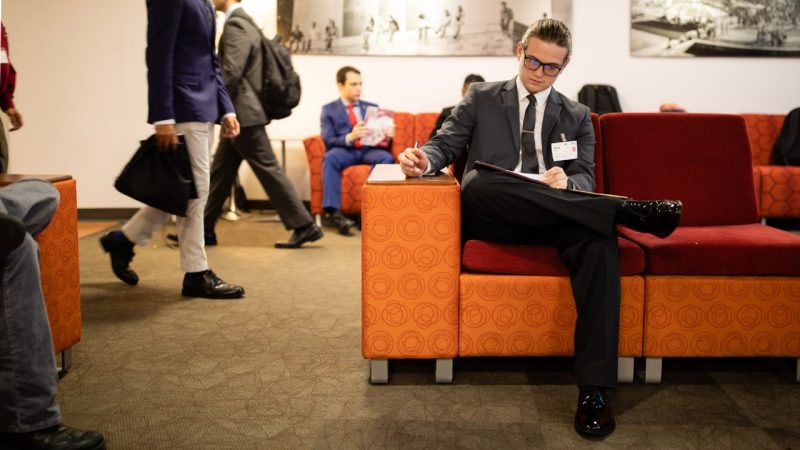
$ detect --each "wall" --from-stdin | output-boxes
[3,0,799,208]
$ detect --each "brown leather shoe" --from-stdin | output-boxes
[574,386,616,437]
[0,424,106,450]
[618,199,682,238]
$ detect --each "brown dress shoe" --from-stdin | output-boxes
[574,386,616,437]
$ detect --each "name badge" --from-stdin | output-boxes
[0,50,8,64]
[552,140,578,161]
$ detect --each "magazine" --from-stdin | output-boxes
[360,106,395,148]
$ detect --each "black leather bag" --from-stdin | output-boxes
[114,135,197,216]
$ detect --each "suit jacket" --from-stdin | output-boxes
[219,8,267,127]
[424,78,596,191]
[146,0,235,124]
[320,99,379,150]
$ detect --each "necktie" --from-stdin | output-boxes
[521,94,538,173]
[347,103,362,148]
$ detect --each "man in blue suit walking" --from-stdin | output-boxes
[100,0,245,299]
[320,66,394,235]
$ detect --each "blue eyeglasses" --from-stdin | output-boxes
[523,54,563,77]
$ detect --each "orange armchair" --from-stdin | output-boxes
[303,112,440,217]
[1,175,81,373]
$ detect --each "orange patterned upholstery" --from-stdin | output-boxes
[643,276,800,358]
[459,275,644,357]
[302,112,417,216]
[414,113,439,146]
[362,175,461,359]
[34,178,81,354]
[742,114,800,219]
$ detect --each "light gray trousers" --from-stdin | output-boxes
[0,179,62,432]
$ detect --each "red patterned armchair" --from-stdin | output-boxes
[741,114,800,220]
[303,112,439,217]
[1,175,81,373]
[601,113,800,383]
[362,114,646,384]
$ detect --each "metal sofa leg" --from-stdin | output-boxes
[645,357,662,384]
[57,348,72,378]
[617,357,634,383]
[315,214,322,227]
[369,359,388,384]
[435,359,453,384]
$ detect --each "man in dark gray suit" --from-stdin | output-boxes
[206,0,323,249]
[399,19,682,438]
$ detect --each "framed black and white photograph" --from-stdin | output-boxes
[276,0,572,56]
[631,0,800,57]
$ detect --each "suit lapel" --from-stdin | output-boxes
[335,102,350,127]
[540,88,563,167]
[502,78,520,154]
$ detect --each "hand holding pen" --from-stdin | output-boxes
[398,140,429,178]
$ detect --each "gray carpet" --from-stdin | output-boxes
[59,215,799,449]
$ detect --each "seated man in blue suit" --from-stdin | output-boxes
[320,66,394,236]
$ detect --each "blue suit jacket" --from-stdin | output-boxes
[146,0,234,124]
[320,99,378,150]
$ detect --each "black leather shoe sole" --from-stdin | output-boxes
[181,287,244,299]
[275,226,324,249]
[574,417,616,437]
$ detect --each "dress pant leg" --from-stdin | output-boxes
[461,169,621,388]
[0,180,62,432]
[175,122,213,273]
[236,126,312,230]
[205,135,243,232]
[322,147,358,211]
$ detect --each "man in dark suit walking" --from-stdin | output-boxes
[320,66,394,235]
[204,0,323,249]
[399,19,682,437]
[100,0,244,299]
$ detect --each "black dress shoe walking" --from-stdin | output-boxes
[275,224,324,248]
[574,386,616,437]
[327,210,355,236]
[99,230,138,286]
[0,212,26,254]
[182,270,244,299]
[617,199,682,238]
[0,424,106,450]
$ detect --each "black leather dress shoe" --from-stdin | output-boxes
[574,386,616,437]
[618,199,682,238]
[0,212,26,255]
[99,230,138,286]
[328,210,355,236]
[182,270,244,299]
[275,224,324,248]
[0,424,106,450]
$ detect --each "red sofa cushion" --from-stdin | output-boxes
[619,224,800,275]
[601,113,759,226]
[462,237,645,276]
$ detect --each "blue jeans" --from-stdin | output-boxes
[0,179,62,432]
[322,147,394,210]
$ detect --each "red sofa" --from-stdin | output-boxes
[362,113,800,384]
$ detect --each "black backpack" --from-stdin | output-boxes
[239,15,302,120]
[578,84,622,116]
[773,107,800,166]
